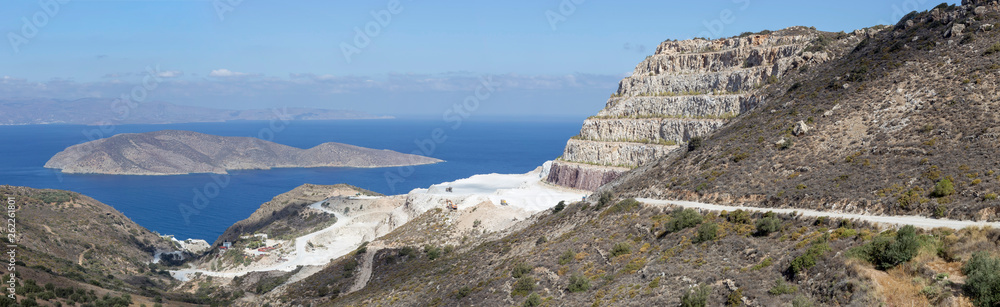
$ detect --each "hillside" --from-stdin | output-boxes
[44,130,443,175]
[264,196,998,306]
[0,98,390,125]
[0,186,222,306]
[613,2,1000,222]
[17,2,1000,307]
[213,2,1000,306]
[214,183,382,246]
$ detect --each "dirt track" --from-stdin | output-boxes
[636,198,1000,229]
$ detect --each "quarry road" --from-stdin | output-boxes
[347,241,382,294]
[636,198,1000,230]
[171,200,378,281]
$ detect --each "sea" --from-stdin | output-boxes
[0,118,582,242]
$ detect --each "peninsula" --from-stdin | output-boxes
[44,130,443,175]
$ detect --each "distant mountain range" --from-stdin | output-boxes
[0,98,390,125]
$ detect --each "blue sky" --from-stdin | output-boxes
[1,0,953,117]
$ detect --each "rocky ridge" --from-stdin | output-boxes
[548,27,832,190]
[44,130,443,175]
[610,0,1000,222]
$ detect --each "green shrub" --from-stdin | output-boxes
[567,274,591,293]
[768,279,798,295]
[35,191,75,204]
[688,137,703,152]
[595,191,614,210]
[833,227,857,239]
[920,285,941,300]
[695,222,718,243]
[789,238,831,277]
[986,43,1000,56]
[456,286,472,298]
[400,246,418,258]
[728,209,751,224]
[680,284,711,307]
[933,205,947,218]
[20,298,38,307]
[523,293,541,307]
[778,138,793,150]
[755,217,782,236]
[604,198,641,215]
[553,201,566,213]
[558,249,575,265]
[611,242,632,257]
[963,251,1000,307]
[727,288,743,306]
[512,262,533,279]
[424,245,442,260]
[792,295,814,307]
[750,257,773,271]
[670,208,704,232]
[512,276,535,297]
[931,179,955,198]
[852,225,920,270]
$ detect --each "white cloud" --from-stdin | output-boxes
[209,69,250,77]
[157,70,183,78]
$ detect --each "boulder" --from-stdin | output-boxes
[945,23,965,38]
[793,120,811,136]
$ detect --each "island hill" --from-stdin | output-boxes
[44,130,443,175]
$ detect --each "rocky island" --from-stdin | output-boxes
[44,130,443,175]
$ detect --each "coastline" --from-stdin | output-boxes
[167,161,589,281]
[45,159,446,176]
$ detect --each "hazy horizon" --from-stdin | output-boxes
[2,0,952,117]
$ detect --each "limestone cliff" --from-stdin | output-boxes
[549,27,831,190]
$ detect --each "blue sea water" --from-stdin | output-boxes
[0,119,582,242]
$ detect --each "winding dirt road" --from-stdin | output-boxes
[170,200,370,281]
[636,198,1000,229]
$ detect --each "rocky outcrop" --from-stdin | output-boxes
[545,161,629,191]
[549,27,829,190]
[579,118,727,143]
[45,130,443,175]
[597,95,758,118]
[562,139,677,167]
